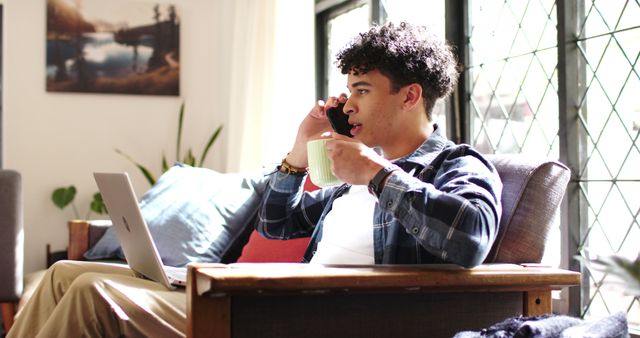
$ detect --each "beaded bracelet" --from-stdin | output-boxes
[280,157,307,176]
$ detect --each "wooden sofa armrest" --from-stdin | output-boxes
[187,263,581,338]
[67,220,112,261]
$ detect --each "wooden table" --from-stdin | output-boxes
[187,263,580,338]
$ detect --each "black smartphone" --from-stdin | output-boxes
[326,102,353,137]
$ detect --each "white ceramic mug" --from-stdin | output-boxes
[306,139,342,187]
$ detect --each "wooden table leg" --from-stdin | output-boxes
[524,290,552,316]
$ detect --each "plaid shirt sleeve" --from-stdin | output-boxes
[378,148,502,268]
[256,170,333,240]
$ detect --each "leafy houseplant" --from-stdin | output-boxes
[116,101,223,186]
[577,250,640,297]
[51,186,106,220]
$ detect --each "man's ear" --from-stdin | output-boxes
[402,83,423,111]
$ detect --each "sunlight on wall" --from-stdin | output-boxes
[262,0,315,168]
[225,0,315,172]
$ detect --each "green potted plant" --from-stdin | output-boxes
[116,100,223,186]
[51,186,106,220]
[48,186,107,265]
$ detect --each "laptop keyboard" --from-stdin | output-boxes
[164,266,187,284]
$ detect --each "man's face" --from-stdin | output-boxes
[343,69,405,149]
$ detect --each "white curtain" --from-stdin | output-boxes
[224,0,315,172]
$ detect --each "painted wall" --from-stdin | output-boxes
[4,0,314,273]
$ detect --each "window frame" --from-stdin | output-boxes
[557,0,589,317]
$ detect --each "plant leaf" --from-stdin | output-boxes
[183,149,196,167]
[115,148,157,186]
[576,251,640,296]
[198,125,223,166]
[90,192,107,214]
[162,153,169,173]
[176,101,185,163]
[52,186,76,209]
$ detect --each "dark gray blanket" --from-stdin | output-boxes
[453,311,629,338]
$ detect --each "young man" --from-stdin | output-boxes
[8,22,501,337]
[257,22,502,267]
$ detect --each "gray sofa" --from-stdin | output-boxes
[11,155,578,337]
[0,170,23,335]
[68,155,577,338]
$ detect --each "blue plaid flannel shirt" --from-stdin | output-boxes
[256,125,502,268]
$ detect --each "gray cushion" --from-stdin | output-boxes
[84,164,269,267]
[484,155,571,263]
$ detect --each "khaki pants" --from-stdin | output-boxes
[8,260,186,338]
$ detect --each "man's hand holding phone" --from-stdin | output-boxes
[286,95,350,168]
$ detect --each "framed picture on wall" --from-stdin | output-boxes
[46,0,180,96]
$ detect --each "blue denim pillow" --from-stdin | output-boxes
[84,164,270,267]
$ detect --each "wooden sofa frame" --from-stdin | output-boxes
[66,220,579,338]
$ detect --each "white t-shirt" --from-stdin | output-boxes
[310,185,376,265]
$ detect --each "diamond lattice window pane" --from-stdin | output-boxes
[519,1,557,49]
[469,2,518,65]
[597,39,633,102]
[578,0,640,327]
[598,115,635,176]
[582,74,613,135]
[581,1,628,38]
[626,299,640,329]
[471,126,494,154]
[468,0,558,156]
[618,148,640,180]
[597,185,634,249]
[616,218,640,259]
[582,139,609,180]
[617,1,640,31]
[585,286,611,316]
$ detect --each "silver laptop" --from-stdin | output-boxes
[94,172,187,289]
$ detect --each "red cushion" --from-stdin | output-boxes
[303,176,319,191]
[236,177,317,263]
[236,230,309,262]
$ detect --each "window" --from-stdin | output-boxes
[467,1,559,157]
[323,2,370,98]
[572,0,640,330]
[465,0,562,268]
[462,0,640,331]
[316,0,640,332]
[316,0,447,132]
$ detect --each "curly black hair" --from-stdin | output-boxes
[336,22,460,119]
